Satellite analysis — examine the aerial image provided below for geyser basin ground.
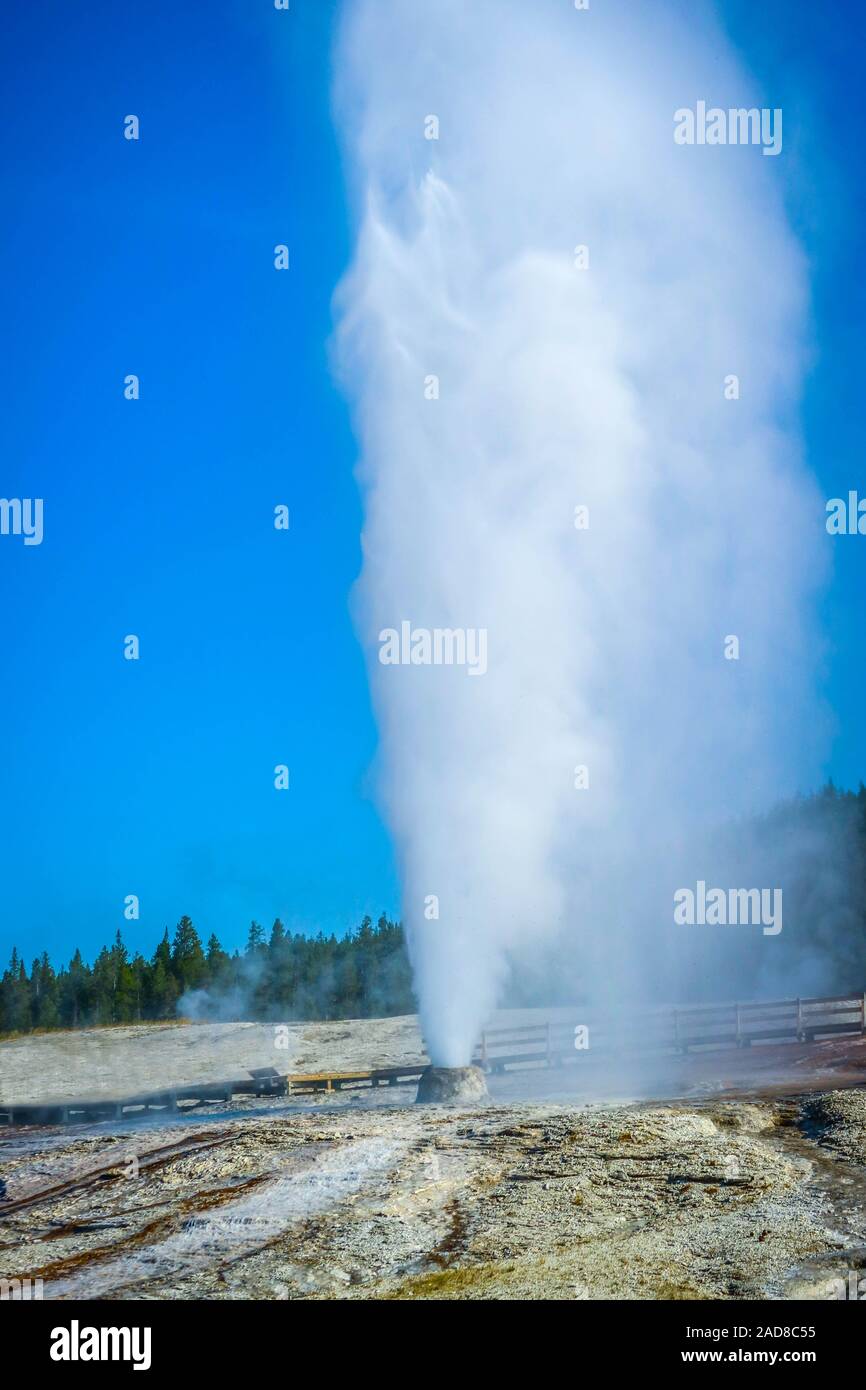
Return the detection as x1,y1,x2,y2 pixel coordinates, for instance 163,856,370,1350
415,1064,489,1104
5,1022,866,1298
5,1086,866,1300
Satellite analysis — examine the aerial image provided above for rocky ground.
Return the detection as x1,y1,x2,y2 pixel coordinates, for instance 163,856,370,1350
3,1020,866,1300
1,1082,865,1300
802,1089,866,1164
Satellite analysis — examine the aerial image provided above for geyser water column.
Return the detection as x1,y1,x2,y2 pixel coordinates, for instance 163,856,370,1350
334,1,826,1065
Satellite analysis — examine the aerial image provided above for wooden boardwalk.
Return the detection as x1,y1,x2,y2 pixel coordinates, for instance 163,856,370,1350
0,1063,427,1127
1,991,864,1127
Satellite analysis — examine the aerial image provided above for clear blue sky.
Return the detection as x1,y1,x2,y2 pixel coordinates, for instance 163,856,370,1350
0,0,864,967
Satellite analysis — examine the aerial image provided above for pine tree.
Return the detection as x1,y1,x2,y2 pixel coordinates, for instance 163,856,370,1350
171,917,206,994
1,949,32,1033
246,921,266,955
34,953,59,1030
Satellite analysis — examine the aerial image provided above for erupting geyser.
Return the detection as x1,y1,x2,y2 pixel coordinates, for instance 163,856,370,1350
335,0,828,1066
415,1065,489,1105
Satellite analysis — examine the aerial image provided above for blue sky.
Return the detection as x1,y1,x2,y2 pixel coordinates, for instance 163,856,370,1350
0,0,864,967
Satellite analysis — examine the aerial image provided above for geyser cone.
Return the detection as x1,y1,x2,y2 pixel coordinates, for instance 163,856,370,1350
415,1065,489,1105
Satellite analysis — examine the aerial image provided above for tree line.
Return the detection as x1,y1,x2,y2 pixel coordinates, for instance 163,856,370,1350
0,914,415,1036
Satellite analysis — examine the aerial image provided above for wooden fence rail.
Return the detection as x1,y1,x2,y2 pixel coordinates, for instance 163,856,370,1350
474,991,866,1072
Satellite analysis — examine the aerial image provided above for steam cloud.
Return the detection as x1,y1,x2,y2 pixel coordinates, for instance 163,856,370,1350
334,0,829,1065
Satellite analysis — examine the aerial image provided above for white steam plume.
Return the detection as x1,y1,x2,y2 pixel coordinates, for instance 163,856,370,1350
333,0,828,1065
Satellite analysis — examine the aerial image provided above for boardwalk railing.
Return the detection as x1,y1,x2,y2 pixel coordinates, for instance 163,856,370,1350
473,991,866,1073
